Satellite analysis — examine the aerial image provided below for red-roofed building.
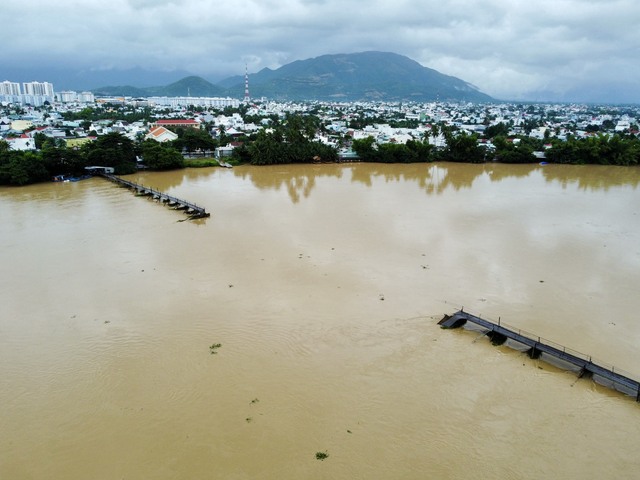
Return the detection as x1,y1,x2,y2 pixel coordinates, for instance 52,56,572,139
145,125,179,143
7,134,35,151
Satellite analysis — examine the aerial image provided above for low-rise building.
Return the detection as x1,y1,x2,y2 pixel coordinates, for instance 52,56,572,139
145,126,179,142
153,119,201,129
6,134,36,150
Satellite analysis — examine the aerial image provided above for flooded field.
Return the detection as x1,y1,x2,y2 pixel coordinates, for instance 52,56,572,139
2,162,640,479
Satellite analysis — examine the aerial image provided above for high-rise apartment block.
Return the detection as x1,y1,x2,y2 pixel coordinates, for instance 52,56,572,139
0,81,21,96
22,81,54,98
1,80,56,106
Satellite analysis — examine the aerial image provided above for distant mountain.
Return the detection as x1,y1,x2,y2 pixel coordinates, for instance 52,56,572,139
93,76,226,97
90,52,493,102
4,66,194,92
220,51,493,102
91,85,150,97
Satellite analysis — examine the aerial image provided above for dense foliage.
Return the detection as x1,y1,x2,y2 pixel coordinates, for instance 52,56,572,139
85,133,138,173
351,136,433,163
2,110,639,187
546,135,640,166
0,132,138,185
171,127,217,154
492,136,537,164
247,114,337,165
440,127,486,163
63,106,154,124
141,140,185,170
0,141,50,185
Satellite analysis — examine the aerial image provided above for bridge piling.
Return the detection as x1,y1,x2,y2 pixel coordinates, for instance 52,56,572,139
97,173,210,219
439,310,640,403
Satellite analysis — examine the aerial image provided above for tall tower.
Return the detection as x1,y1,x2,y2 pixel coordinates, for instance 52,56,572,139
244,65,250,104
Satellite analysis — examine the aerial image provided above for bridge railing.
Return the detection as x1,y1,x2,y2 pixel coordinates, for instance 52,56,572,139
100,173,208,215
460,310,640,384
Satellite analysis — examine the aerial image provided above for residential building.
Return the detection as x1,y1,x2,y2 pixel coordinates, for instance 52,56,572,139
6,134,35,151
147,96,239,108
22,81,54,98
0,81,21,96
145,125,179,142
78,91,95,103
153,119,201,129
10,119,33,131
58,91,78,103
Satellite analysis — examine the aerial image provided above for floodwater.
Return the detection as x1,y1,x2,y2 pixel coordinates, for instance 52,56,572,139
1,162,640,479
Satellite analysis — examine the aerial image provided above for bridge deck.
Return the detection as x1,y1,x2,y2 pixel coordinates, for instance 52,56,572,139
439,310,640,401
100,173,210,219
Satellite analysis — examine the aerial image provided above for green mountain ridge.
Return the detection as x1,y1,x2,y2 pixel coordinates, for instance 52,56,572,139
93,76,226,97
93,52,493,102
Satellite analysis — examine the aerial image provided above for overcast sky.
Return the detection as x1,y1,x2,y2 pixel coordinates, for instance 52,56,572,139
2,0,639,102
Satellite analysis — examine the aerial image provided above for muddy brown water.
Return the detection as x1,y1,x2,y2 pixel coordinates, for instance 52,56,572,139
2,162,640,479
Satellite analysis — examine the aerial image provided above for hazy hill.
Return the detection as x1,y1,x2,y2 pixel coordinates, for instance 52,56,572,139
92,52,493,102
220,51,493,102
93,75,225,97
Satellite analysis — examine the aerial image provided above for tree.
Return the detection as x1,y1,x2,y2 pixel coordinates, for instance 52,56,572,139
217,125,228,147
173,128,217,155
85,132,137,174
352,136,380,162
491,136,536,164
441,127,486,163
34,132,49,150
545,134,639,166
484,122,510,139
403,139,431,162
352,136,434,163
0,151,50,186
141,141,185,170
41,142,85,175
247,115,337,165
248,129,283,165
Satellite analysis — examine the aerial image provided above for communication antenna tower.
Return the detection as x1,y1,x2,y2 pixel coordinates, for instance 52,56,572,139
244,65,250,104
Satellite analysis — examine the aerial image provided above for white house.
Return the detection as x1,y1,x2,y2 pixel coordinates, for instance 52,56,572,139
7,134,36,151
215,145,235,158
615,120,631,132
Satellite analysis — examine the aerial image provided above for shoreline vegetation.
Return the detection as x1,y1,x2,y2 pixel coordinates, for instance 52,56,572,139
1,112,639,187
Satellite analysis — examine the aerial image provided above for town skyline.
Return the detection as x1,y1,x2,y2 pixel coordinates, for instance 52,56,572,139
2,0,639,105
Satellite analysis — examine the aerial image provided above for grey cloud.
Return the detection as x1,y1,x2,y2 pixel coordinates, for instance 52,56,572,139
1,0,638,102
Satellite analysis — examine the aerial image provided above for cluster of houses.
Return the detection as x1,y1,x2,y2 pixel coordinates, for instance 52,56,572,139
2,85,640,157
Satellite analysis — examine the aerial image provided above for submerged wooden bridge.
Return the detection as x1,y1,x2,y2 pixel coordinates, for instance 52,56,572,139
99,173,210,219
439,310,640,402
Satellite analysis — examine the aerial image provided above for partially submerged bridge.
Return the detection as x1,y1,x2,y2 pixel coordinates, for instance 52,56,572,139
439,310,640,402
99,173,210,219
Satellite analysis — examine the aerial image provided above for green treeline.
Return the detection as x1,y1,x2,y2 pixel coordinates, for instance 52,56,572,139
2,113,640,187
0,114,338,185
247,113,337,165
350,136,435,163
0,133,184,186
1,133,133,185
351,126,487,164
351,126,640,166
545,135,640,166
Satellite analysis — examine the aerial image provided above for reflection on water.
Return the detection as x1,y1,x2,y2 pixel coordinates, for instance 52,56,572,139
233,164,344,203
2,162,640,479
202,162,640,203
541,163,640,191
